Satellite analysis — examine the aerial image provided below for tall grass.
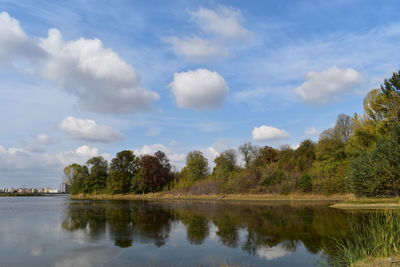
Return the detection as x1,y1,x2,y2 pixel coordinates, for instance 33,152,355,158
332,210,400,266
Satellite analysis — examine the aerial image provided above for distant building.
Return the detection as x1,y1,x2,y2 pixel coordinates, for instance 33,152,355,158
60,183,70,193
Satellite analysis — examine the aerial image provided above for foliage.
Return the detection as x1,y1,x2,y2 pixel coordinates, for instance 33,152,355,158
181,151,209,181
333,210,400,266
348,127,400,197
212,149,237,179
86,156,108,194
299,174,312,192
135,154,171,193
108,150,140,194
64,71,400,198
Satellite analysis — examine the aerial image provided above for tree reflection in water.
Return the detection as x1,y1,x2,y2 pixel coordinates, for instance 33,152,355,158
61,200,367,264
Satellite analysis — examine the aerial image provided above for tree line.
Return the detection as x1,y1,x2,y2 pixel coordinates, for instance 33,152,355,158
65,71,400,197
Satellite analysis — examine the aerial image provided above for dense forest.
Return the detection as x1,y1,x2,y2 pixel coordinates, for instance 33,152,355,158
64,72,400,198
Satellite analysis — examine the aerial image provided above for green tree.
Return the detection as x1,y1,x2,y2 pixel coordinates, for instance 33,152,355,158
348,126,400,197
299,174,312,192
63,163,89,195
86,156,108,194
108,150,139,194
182,151,208,181
212,149,237,178
295,140,315,171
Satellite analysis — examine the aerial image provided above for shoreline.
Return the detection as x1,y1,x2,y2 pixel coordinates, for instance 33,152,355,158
69,193,400,209
70,193,348,202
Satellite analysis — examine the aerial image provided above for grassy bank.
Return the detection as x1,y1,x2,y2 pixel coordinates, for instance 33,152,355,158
70,192,349,202
331,198,400,209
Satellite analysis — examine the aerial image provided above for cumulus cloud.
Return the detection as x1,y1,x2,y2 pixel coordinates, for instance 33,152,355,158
0,12,158,113
55,145,110,166
134,143,186,168
0,12,43,66
167,6,252,62
190,6,253,41
252,125,290,141
295,66,362,105
39,29,159,113
59,116,123,143
169,68,229,109
36,134,58,145
0,144,108,176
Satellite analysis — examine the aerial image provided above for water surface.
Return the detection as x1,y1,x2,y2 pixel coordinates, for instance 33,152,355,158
0,196,371,266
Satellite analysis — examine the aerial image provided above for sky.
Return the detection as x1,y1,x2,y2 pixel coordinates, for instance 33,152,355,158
1,0,400,188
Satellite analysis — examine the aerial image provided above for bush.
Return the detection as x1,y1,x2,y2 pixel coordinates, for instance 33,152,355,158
348,136,400,197
298,174,312,192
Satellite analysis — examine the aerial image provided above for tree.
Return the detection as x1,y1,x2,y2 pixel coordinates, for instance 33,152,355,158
63,163,89,195
334,114,353,143
182,151,208,181
108,150,139,194
299,174,312,192
348,126,400,197
154,150,173,189
295,140,315,171
86,156,108,194
239,142,259,167
255,146,278,167
136,155,169,193
212,149,237,178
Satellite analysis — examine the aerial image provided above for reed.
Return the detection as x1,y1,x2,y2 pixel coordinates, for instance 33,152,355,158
332,210,400,266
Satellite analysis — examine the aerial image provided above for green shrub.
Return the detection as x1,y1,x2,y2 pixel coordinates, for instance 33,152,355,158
298,174,312,192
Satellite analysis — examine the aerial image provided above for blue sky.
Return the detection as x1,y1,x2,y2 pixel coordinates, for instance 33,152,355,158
1,0,400,187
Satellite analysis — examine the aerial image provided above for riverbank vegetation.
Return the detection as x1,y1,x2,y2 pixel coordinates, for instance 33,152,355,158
332,210,400,266
64,72,400,199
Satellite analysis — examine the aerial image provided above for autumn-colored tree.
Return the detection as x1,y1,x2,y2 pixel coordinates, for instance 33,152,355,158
136,155,168,193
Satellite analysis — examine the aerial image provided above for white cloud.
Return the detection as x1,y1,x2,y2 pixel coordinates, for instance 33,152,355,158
169,68,229,109
167,6,253,62
295,66,362,105
0,12,158,114
59,116,123,143
305,127,320,136
134,143,186,169
0,12,43,66
165,36,228,62
201,146,220,163
55,145,110,166
252,125,290,141
0,144,108,185
36,134,57,145
38,29,159,113
190,6,252,41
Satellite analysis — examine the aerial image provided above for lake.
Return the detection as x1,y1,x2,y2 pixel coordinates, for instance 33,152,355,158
0,196,375,266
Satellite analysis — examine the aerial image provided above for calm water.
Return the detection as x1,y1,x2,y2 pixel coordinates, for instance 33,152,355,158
0,196,373,266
